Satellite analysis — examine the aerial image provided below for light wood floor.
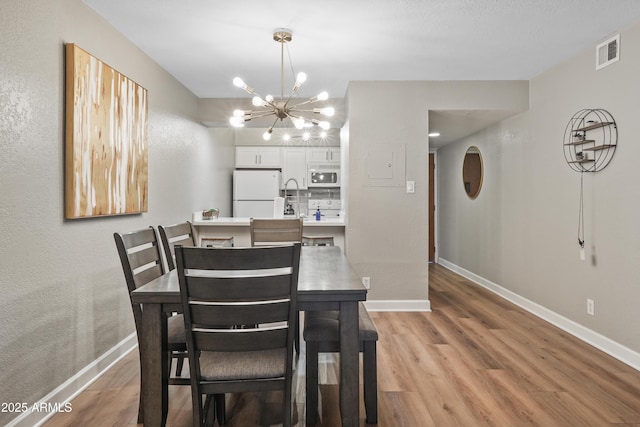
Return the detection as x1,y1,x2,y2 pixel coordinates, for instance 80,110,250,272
44,264,640,426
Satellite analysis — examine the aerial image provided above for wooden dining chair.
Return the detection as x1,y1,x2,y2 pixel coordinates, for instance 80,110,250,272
249,217,303,246
113,227,189,423
249,217,304,353
158,221,197,271
175,243,301,427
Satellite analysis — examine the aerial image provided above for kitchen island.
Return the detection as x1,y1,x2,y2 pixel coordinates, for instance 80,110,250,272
192,214,346,249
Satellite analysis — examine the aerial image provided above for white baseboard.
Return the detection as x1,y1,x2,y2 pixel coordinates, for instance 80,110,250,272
364,299,431,312
6,333,138,427
438,258,640,372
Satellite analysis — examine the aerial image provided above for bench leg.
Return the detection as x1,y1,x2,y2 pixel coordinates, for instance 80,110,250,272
363,341,378,424
306,341,319,425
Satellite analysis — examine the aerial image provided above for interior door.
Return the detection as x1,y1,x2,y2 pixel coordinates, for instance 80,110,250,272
429,153,435,262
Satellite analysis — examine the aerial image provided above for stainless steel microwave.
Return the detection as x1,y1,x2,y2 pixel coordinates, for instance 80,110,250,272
307,163,340,188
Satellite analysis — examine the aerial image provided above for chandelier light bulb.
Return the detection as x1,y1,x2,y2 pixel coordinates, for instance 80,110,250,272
283,133,291,141
252,96,266,107
293,117,305,129
292,72,307,92
263,129,273,141
265,95,274,103
229,116,244,127
316,91,329,101
318,121,330,130
302,132,311,141
233,109,246,117
233,77,246,89
314,107,335,117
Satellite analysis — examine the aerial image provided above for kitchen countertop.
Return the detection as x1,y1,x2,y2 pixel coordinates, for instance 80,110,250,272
192,215,346,227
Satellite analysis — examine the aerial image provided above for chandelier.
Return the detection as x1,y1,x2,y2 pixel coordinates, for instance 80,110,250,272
229,29,334,141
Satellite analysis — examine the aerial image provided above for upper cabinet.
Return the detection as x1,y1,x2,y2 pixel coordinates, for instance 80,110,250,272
307,147,340,163
282,147,308,189
235,146,282,168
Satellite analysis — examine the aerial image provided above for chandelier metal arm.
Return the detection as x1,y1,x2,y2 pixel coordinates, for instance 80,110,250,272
281,73,307,111
247,110,276,119
268,116,279,128
285,112,307,129
289,99,318,109
289,108,319,114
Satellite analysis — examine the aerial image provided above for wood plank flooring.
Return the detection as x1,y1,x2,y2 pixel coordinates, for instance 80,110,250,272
44,264,640,426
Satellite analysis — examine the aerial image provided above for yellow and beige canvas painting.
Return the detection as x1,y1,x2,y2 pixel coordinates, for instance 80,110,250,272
65,43,148,219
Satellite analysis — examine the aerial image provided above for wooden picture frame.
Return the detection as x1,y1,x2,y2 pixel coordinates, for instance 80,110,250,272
65,43,148,219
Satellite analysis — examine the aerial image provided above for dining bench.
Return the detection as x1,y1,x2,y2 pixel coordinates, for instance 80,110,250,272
303,302,378,424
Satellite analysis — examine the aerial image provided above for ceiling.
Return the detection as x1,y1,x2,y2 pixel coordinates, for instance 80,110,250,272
83,0,640,146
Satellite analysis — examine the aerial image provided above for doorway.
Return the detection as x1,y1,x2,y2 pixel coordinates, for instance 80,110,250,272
428,153,435,262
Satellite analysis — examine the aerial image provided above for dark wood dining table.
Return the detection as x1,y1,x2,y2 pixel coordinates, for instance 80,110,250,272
130,245,367,427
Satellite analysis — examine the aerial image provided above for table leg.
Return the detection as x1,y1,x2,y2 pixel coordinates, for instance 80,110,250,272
339,301,359,427
140,303,169,426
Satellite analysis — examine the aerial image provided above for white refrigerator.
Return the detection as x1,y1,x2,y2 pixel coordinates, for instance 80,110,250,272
233,170,282,218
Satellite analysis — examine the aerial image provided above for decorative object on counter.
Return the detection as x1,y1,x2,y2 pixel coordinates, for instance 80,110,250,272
65,44,148,219
285,204,295,216
202,209,219,220
315,207,321,221
228,29,334,141
562,108,618,260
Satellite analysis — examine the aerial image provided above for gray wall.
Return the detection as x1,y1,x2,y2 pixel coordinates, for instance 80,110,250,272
437,21,640,353
344,81,529,302
0,1,233,422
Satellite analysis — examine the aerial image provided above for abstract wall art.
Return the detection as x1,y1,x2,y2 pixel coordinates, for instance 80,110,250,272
65,43,148,219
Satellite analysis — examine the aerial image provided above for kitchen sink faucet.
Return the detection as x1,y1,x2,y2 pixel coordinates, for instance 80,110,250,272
284,178,300,217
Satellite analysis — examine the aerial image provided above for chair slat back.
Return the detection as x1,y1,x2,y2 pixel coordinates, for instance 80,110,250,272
114,227,166,331
176,244,301,354
250,218,303,246
158,221,197,271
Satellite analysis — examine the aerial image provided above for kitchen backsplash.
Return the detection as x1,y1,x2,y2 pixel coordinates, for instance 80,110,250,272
281,188,341,217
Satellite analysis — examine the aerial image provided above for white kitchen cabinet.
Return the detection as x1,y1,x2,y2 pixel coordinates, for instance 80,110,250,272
281,147,308,189
307,147,340,163
235,146,282,168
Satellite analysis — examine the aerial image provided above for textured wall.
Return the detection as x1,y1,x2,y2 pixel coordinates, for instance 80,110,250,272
344,81,529,302
0,1,233,423
437,20,640,353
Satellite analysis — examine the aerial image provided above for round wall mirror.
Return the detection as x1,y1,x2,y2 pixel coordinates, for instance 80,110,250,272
462,146,483,199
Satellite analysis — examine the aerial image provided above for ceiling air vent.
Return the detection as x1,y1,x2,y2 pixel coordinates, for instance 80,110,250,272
595,34,620,70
